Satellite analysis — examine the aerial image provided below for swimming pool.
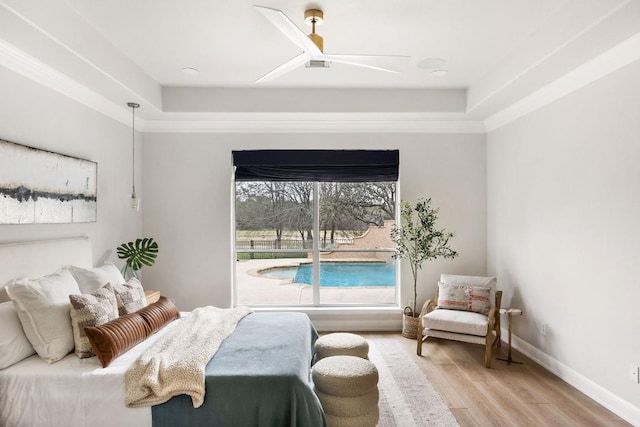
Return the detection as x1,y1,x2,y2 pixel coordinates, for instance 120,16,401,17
261,262,395,287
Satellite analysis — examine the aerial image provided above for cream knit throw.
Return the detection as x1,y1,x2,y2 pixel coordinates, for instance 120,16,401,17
125,305,253,408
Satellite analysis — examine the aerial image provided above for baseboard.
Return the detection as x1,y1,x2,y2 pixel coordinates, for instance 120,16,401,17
254,306,403,333
313,318,402,332
504,332,640,426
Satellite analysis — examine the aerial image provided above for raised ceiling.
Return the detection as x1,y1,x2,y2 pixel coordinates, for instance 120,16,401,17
1,0,639,128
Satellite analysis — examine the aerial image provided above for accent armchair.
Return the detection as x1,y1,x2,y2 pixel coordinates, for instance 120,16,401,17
417,274,502,368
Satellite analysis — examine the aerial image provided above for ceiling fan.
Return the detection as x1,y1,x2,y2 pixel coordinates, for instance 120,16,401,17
254,5,410,83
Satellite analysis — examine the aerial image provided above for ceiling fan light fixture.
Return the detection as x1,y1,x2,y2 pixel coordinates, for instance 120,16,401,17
306,60,330,68
253,5,410,82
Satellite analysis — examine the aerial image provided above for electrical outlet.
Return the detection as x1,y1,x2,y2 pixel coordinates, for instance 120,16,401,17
631,365,639,384
540,322,547,336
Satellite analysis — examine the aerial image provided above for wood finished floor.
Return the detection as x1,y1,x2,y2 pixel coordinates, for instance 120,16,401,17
357,332,630,426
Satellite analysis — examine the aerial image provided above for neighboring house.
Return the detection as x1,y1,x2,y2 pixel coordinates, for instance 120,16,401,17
321,220,395,261
0,1,638,423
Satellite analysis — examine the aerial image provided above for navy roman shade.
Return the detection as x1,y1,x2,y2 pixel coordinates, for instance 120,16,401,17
233,150,399,182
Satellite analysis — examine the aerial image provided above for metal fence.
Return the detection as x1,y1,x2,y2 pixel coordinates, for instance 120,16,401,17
236,239,311,251
236,238,353,259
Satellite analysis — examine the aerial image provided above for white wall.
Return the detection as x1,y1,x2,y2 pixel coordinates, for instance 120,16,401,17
0,67,142,265
487,60,640,416
141,133,487,314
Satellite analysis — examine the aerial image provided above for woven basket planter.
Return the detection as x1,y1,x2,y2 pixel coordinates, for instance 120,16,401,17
401,313,419,339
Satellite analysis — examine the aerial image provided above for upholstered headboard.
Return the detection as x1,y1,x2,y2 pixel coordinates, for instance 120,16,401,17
0,237,92,302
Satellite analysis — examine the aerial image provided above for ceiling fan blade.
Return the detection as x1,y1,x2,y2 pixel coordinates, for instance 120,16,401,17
319,54,410,73
254,6,322,56
255,52,311,83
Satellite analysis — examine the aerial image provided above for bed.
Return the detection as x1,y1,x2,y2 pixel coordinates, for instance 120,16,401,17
0,238,326,427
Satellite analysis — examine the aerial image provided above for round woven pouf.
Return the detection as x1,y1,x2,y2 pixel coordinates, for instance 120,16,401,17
312,355,379,427
313,355,378,397
314,387,379,417
315,333,369,361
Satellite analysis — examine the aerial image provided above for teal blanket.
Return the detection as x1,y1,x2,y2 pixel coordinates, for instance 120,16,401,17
151,312,326,427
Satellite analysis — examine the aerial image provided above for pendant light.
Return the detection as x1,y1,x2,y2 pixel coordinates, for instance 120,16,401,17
127,102,140,211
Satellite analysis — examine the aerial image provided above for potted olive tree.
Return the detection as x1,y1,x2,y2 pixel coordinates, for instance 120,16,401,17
116,237,159,280
391,198,458,338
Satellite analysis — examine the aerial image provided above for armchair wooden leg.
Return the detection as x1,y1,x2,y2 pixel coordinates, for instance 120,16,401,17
417,328,423,356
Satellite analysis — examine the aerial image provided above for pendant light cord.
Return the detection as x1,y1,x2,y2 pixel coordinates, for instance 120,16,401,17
131,105,135,195
127,102,140,198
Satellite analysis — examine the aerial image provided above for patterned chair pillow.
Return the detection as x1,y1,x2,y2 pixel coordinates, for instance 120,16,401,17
437,282,491,315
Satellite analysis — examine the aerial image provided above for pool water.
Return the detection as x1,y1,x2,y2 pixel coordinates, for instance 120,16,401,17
262,262,395,287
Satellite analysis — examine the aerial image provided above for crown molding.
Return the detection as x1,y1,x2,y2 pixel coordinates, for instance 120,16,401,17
141,119,485,134
0,38,132,126
484,31,640,132
6,23,639,135
0,37,483,133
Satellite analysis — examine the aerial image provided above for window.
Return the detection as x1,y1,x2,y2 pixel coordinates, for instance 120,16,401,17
233,150,398,307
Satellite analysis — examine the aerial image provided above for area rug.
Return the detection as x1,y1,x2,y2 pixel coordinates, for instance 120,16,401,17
368,338,459,426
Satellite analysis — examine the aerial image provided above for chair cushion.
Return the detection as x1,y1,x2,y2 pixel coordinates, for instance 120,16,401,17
437,282,491,315
440,274,497,308
423,309,489,336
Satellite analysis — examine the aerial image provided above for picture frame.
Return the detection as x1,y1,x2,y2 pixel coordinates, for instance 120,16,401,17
0,139,97,224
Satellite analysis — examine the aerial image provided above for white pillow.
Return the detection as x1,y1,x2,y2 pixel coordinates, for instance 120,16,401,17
5,269,81,363
0,301,35,369
67,261,126,294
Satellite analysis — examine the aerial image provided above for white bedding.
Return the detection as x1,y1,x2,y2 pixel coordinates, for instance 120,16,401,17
0,314,186,427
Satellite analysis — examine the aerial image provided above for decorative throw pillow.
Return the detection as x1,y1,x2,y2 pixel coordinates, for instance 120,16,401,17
5,269,81,363
69,286,119,358
437,282,491,315
0,301,36,369
137,296,180,332
440,274,497,308
85,312,151,368
467,286,491,315
85,297,179,368
67,262,126,294
105,278,146,315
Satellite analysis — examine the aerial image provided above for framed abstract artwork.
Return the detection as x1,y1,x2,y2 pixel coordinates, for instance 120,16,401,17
0,139,97,224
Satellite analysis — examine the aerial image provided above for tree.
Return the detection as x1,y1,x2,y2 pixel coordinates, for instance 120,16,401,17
391,198,458,316
236,182,288,245
236,180,398,250
284,182,313,243
339,182,396,226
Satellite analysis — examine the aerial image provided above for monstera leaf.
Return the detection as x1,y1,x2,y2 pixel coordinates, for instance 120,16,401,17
116,238,159,271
